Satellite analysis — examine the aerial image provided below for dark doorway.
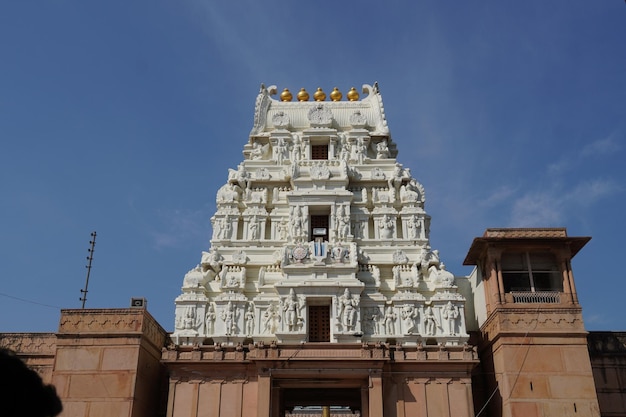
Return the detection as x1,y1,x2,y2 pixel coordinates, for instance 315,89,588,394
310,214,329,241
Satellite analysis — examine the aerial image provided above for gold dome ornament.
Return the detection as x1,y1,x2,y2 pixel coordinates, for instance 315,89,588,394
313,87,326,101
297,88,310,101
347,87,359,101
280,88,293,102
330,87,342,101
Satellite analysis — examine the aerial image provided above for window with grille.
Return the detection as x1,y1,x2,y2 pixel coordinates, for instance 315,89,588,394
308,305,330,342
311,144,328,160
501,252,562,292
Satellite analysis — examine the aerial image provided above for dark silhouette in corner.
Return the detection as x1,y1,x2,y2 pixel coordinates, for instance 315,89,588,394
0,348,62,417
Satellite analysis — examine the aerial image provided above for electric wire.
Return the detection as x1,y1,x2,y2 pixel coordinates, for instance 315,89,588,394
0,291,60,309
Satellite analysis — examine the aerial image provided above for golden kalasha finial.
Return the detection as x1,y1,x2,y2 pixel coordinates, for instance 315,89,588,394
313,87,326,101
280,88,293,102
297,88,310,101
347,87,359,101
330,87,342,101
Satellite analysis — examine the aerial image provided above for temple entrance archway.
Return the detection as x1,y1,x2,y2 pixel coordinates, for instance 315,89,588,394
271,379,367,417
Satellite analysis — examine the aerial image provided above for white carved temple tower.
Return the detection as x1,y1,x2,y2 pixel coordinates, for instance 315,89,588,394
172,83,470,348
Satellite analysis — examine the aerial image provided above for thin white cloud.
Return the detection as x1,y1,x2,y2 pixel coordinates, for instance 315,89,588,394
510,192,564,226
548,131,622,176
508,178,621,227
479,185,517,208
567,178,621,207
581,133,621,157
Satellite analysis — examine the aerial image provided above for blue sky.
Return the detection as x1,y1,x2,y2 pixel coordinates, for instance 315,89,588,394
1,1,624,333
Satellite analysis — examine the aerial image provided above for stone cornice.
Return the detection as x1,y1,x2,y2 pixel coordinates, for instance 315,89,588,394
0,333,56,355
58,308,168,352
479,307,588,347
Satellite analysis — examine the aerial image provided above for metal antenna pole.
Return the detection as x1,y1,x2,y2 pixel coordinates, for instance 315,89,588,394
80,231,97,309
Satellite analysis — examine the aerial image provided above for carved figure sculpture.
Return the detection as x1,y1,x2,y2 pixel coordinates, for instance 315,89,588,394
349,138,367,164
424,306,438,336
388,164,407,198
407,215,421,240
215,218,232,240
249,216,259,240
290,206,304,240
277,219,289,241
383,306,396,335
221,302,236,336
362,308,380,336
401,304,418,335
378,215,395,239
244,304,255,336
201,248,223,280
229,164,250,193
437,263,455,287
263,304,280,334
217,183,241,203
337,288,359,332
283,289,301,332
274,137,287,164
400,178,422,203
339,135,350,162
291,136,303,162
205,305,216,335
376,140,389,159
442,301,459,335
179,306,201,332
337,206,350,240
250,140,267,160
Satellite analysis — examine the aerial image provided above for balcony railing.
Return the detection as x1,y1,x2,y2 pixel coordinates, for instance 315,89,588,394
511,291,560,304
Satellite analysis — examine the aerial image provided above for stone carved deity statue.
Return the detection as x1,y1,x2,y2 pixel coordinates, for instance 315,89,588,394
205,305,216,335
375,140,390,159
274,137,288,164
349,137,367,164
378,215,395,239
249,216,260,240
291,135,303,162
337,289,359,332
244,304,255,336
383,306,397,335
424,306,439,336
407,215,422,240
201,248,222,280
263,304,280,334
250,140,268,160
221,302,237,336
388,164,408,198
442,301,459,335
400,178,422,204
282,289,302,332
177,306,201,332
229,164,250,193
290,206,306,241
401,304,418,335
